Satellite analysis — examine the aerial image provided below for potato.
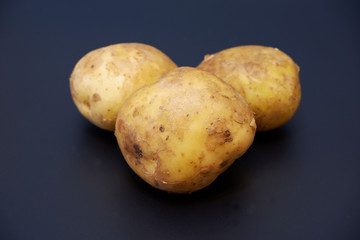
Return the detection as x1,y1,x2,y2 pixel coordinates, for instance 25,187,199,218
115,67,256,193
70,43,177,131
197,45,301,131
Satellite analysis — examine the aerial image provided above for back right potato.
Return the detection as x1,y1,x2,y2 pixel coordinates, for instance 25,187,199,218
197,45,301,131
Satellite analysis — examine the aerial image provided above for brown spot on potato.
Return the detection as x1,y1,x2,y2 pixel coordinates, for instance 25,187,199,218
83,100,90,109
121,123,148,166
220,160,228,168
132,108,139,117
133,144,143,159
159,125,165,132
223,130,232,142
200,167,211,174
205,120,233,151
92,93,101,102
166,136,169,141
198,152,205,162
91,64,94,69
234,119,244,124
244,62,265,78
154,180,159,187
117,119,124,132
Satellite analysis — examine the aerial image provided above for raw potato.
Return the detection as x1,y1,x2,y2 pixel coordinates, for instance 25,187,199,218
197,45,301,131
70,43,177,131
115,67,256,193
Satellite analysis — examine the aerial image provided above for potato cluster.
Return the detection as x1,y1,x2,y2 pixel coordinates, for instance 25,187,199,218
70,43,301,193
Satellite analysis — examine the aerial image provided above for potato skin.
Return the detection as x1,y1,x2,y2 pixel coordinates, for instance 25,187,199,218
115,67,256,193
70,43,177,131
197,45,301,131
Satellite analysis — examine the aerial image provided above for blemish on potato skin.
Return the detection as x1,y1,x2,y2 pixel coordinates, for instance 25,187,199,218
92,93,101,102
234,119,244,124
132,108,139,117
223,130,232,142
220,160,228,168
133,144,143,159
198,152,205,162
206,126,233,142
159,125,165,132
84,100,90,109
165,136,169,141
120,123,147,166
205,120,234,151
200,167,211,174
154,180,159,187
117,119,124,132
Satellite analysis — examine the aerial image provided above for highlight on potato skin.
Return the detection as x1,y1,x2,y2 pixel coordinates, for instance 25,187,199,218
70,43,177,131
197,45,301,132
115,67,256,193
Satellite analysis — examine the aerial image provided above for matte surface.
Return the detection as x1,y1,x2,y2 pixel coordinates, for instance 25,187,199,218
1,0,360,239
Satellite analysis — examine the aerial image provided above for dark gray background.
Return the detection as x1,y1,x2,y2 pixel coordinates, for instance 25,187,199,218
1,0,360,239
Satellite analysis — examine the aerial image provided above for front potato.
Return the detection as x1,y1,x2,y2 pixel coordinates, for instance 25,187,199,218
197,45,301,131
70,43,177,131
115,67,256,193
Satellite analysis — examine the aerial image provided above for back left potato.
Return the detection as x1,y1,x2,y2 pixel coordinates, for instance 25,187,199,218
70,43,177,131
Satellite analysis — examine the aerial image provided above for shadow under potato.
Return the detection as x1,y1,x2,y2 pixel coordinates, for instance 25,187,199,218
253,126,291,146
79,118,294,204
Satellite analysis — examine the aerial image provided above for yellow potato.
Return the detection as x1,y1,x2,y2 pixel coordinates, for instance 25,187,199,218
115,67,256,193
197,45,301,131
70,43,177,131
